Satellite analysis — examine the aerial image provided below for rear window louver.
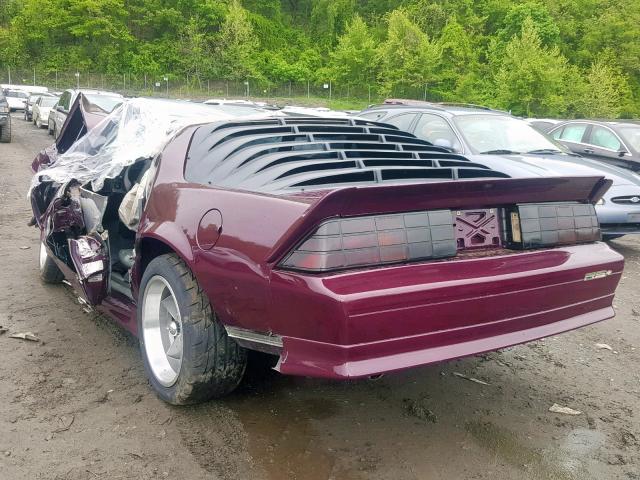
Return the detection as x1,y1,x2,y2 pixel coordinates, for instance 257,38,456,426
184,117,510,192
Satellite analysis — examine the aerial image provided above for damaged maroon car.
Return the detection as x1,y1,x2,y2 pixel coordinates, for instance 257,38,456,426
30,99,624,405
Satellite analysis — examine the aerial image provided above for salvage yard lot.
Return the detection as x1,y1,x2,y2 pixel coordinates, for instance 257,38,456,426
1,113,639,480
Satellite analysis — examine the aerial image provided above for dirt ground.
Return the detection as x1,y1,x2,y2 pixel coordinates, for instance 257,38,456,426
0,113,639,480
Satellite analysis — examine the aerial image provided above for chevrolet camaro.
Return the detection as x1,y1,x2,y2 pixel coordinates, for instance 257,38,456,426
30,98,624,404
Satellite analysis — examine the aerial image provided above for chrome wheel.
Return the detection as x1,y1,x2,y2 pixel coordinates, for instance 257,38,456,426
39,242,48,271
141,275,183,387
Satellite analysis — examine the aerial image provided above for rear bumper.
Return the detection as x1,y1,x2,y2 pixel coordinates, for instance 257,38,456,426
276,305,613,378
270,242,623,379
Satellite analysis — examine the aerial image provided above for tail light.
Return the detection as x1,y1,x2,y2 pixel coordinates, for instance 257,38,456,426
506,202,600,248
280,210,457,272
280,202,601,273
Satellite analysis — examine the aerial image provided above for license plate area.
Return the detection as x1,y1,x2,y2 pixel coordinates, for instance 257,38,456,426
454,209,502,249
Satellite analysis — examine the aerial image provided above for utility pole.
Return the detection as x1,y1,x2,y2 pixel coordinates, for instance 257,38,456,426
8,67,11,85
307,80,310,99
55,71,58,89
33,67,36,85
163,76,168,96
423,83,428,101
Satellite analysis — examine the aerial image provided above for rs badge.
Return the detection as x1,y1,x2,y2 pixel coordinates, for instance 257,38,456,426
584,270,612,281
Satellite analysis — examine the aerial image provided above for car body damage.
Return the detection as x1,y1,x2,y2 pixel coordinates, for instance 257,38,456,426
30,110,624,402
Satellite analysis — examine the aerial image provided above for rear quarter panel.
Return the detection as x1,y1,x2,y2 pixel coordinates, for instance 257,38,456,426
136,127,310,331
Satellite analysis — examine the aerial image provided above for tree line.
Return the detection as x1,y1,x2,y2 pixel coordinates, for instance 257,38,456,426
0,0,638,117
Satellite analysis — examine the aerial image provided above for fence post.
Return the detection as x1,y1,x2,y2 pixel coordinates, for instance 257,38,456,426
33,67,36,85
7,67,11,84
55,71,58,89
329,81,332,101
307,80,310,99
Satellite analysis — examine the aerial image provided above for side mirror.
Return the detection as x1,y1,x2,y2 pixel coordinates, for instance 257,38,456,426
618,149,629,157
57,105,65,112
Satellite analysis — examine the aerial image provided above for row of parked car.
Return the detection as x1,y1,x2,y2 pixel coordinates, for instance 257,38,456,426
0,84,124,142
18,90,639,405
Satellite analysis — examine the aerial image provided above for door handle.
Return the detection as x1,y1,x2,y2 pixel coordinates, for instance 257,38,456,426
583,148,594,154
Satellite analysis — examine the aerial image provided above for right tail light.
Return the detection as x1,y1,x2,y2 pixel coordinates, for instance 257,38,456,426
506,202,600,248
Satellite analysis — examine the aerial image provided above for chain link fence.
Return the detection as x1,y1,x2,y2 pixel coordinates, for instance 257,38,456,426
1,68,438,107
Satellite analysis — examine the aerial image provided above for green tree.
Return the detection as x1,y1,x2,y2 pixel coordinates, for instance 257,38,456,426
492,17,569,116
377,9,441,98
577,56,632,118
436,16,480,100
328,15,379,89
216,0,260,81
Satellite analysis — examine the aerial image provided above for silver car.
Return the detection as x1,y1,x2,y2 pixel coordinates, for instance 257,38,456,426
357,102,640,239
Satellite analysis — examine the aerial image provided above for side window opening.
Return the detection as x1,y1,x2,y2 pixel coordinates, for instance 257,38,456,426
559,124,587,143
414,114,462,152
589,126,621,151
385,113,418,132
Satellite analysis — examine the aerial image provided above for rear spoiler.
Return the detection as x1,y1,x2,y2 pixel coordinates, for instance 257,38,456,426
266,176,611,264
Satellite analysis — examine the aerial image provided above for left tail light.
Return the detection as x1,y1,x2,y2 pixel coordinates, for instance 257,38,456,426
279,210,457,272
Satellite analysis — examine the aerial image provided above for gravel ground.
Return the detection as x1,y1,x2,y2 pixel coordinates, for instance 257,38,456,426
1,113,639,480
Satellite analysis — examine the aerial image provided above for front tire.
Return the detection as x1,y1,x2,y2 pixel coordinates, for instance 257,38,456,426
39,242,64,283
138,254,247,405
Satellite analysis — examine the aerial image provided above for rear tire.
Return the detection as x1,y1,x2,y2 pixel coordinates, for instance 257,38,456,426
39,242,64,284
138,254,247,405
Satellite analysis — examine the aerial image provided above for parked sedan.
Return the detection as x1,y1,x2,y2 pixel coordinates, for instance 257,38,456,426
357,102,640,238
549,120,640,172
4,89,29,111
30,97,623,404
24,94,41,121
32,95,60,129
